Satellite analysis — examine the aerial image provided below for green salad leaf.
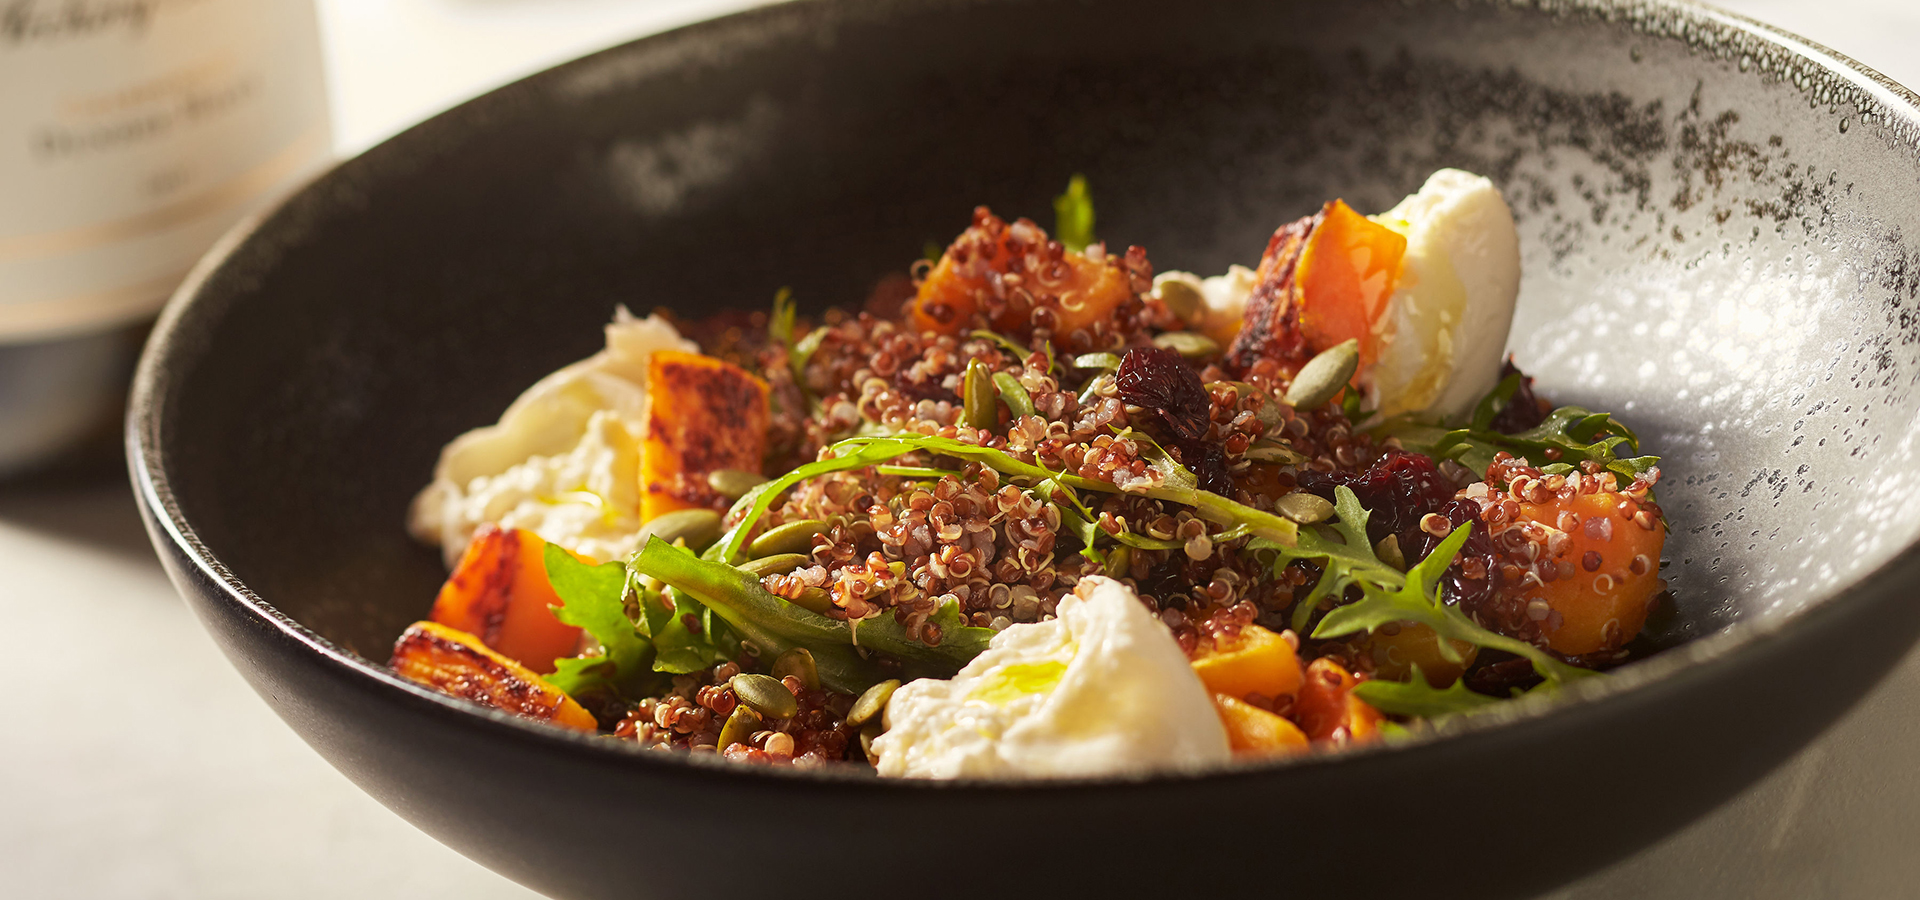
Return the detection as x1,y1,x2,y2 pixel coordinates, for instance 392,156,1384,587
541,544,656,696
1053,174,1096,253
1351,666,1502,717
1373,373,1658,489
1262,486,1594,685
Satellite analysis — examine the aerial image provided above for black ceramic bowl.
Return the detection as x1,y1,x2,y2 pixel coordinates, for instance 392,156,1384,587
130,1,1920,897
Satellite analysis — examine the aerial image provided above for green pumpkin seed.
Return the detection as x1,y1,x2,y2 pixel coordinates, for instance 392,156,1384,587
1152,330,1220,360
730,673,799,720
848,679,901,727
738,553,810,578
1072,352,1124,372
716,705,761,750
1156,278,1204,324
963,358,996,430
993,372,1034,418
638,508,721,550
1275,491,1335,524
1104,545,1133,579
748,518,828,558
770,648,820,692
707,468,768,500
1374,533,1407,571
1283,338,1360,411
1244,440,1309,465
859,719,885,764
789,587,835,615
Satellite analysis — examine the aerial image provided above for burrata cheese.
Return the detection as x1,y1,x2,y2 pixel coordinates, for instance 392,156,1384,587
1366,168,1521,419
873,575,1230,779
408,308,697,566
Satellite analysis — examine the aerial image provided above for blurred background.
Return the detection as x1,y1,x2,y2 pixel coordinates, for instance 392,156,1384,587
2,1,1915,897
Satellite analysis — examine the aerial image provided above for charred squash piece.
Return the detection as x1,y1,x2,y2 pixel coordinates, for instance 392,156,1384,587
390,621,597,732
1362,622,1479,688
429,525,582,675
909,207,1139,346
1213,693,1310,758
641,351,770,520
1293,657,1384,745
1190,624,1305,702
1225,201,1408,380
1225,212,1320,375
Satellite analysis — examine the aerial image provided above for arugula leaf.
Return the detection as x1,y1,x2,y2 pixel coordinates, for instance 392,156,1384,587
1373,374,1658,490
541,544,654,696
1351,667,1502,717
1053,174,1096,253
1265,486,1595,685
647,588,732,674
853,597,996,678
768,286,797,349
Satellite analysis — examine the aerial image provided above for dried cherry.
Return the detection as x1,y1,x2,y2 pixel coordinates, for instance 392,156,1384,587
1116,346,1211,441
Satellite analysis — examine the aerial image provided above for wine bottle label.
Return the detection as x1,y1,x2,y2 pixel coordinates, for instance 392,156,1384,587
0,0,332,342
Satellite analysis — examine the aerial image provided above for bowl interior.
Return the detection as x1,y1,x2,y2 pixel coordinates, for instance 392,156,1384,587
149,0,1920,711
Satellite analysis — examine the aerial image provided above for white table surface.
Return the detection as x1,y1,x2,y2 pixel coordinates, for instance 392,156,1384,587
5,1,1919,897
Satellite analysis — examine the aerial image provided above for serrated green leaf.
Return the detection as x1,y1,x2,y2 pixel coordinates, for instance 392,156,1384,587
1352,666,1502,717
542,543,655,696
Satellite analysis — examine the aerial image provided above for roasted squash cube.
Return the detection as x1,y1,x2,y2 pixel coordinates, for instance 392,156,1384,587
642,350,770,520
1190,624,1305,701
1213,693,1310,758
429,525,582,674
390,621,597,732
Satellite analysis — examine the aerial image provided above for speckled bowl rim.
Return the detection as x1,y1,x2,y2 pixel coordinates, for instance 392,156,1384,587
129,0,1920,794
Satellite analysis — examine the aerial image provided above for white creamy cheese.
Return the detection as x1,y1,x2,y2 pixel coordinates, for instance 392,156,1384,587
873,575,1230,779
1153,265,1259,336
1366,169,1521,419
407,308,697,566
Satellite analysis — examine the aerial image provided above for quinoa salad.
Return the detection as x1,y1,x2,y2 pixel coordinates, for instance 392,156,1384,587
393,170,1669,778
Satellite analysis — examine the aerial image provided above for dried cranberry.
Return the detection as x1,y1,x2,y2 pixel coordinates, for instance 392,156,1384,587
1176,439,1233,494
1297,451,1500,614
1296,451,1457,543
1489,358,1548,434
1116,346,1211,441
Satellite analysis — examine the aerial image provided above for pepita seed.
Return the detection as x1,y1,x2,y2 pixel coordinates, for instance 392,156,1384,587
1283,338,1360,411
963,358,996,430
1374,533,1407,571
707,468,768,500
638,508,721,550
748,518,828,558
993,372,1035,418
1155,278,1204,324
790,587,835,615
729,673,798,720
770,648,820,692
1104,546,1133,579
1152,330,1220,360
859,719,885,764
1244,440,1309,465
716,705,761,750
1275,491,1335,524
739,553,810,577
847,679,901,727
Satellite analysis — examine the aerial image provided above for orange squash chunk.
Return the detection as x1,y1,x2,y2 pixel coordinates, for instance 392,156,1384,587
908,207,1134,341
1364,622,1478,687
1191,624,1305,701
1513,489,1665,656
429,525,582,674
390,621,597,732
642,350,770,520
1294,199,1406,375
1294,658,1384,745
1213,693,1310,758
1225,200,1407,381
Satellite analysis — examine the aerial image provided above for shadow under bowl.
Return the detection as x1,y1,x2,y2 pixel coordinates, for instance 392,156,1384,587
129,1,1920,898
